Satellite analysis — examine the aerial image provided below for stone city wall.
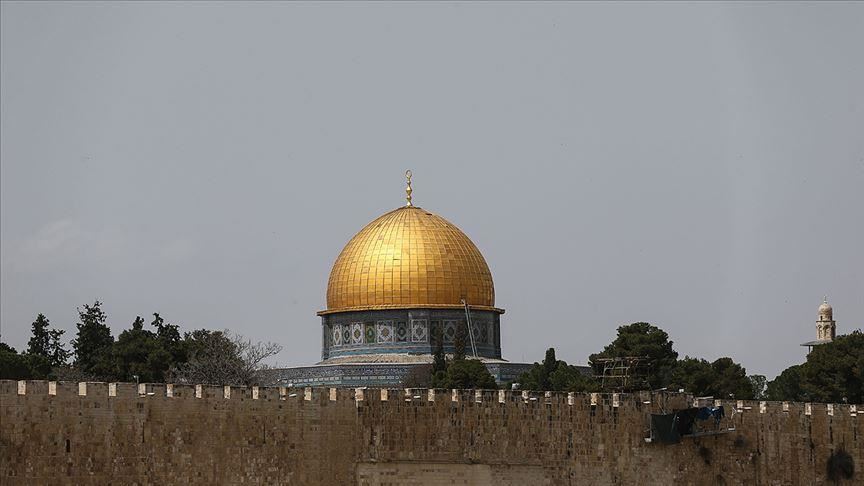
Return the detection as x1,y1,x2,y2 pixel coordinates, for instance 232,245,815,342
1,380,861,485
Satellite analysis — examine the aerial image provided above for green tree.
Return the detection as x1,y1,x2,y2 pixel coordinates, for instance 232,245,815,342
113,316,160,382
71,300,115,378
748,374,767,400
669,357,715,394
439,359,497,389
429,323,498,389
590,322,678,389
549,363,599,392
151,313,187,361
0,342,31,379
709,357,754,399
47,329,69,367
150,313,188,376
517,348,558,390
668,356,754,399
26,313,69,369
800,331,864,403
27,314,52,357
541,348,557,389
766,364,804,401
766,332,864,403
24,314,53,377
516,347,599,392
1,342,53,380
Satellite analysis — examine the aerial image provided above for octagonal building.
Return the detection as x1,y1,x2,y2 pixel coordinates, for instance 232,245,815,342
269,173,531,387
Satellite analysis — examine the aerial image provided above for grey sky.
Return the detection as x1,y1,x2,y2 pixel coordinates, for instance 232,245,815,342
2,2,862,379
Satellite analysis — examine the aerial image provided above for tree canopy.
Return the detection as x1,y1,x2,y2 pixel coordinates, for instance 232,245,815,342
5,300,861,403
171,330,281,386
589,322,679,389
0,314,69,380
516,348,599,392
0,343,32,380
415,322,498,389
110,313,190,383
669,356,755,399
71,301,115,379
767,331,864,403
2,301,281,386
27,313,69,366
436,359,497,390
766,365,803,401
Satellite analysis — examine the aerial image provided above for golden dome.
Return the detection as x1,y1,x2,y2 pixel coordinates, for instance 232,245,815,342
320,205,499,315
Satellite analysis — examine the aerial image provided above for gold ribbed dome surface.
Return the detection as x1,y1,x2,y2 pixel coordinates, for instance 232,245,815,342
321,206,497,314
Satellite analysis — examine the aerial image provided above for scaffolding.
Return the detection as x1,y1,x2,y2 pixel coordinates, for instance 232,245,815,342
593,356,651,392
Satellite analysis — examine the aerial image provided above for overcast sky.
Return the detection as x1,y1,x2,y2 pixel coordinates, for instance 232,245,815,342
2,2,862,379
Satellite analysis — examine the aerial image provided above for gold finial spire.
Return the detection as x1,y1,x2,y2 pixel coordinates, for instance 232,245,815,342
405,170,413,207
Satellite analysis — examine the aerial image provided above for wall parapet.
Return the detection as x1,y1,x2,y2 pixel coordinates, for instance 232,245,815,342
3,380,861,418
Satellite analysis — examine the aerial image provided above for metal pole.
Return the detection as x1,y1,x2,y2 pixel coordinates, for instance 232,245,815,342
461,299,478,358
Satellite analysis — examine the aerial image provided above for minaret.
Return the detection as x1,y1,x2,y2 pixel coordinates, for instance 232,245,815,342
801,298,837,353
816,298,836,342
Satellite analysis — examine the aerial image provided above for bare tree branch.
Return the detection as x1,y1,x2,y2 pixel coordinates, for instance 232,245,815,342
169,330,282,386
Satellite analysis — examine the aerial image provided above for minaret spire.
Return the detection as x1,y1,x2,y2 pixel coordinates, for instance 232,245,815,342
405,170,413,207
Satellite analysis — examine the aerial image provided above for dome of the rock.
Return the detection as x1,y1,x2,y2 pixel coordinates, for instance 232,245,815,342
269,171,535,387
320,205,498,315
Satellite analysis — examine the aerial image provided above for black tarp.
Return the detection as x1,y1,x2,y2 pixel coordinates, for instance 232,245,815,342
651,414,681,444
651,407,724,444
652,407,726,444
675,408,699,436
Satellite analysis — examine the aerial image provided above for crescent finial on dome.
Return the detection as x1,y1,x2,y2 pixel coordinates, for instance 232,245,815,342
405,169,413,207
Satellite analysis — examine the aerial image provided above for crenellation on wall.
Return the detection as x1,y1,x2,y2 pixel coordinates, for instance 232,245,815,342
84,381,108,398
0,380,737,413
106,381,137,398
201,384,224,399
165,383,193,399
1,380,861,485
334,386,354,401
